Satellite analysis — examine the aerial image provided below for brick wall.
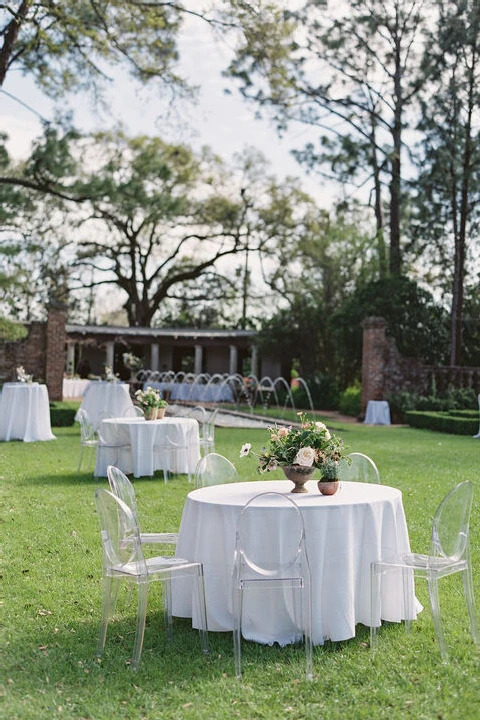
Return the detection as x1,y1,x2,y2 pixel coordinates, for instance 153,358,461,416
0,304,67,401
361,316,480,413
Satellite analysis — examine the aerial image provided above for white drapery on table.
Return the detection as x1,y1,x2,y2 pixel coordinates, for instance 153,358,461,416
173,480,418,646
364,400,391,425
145,381,234,403
62,378,90,398
75,382,133,429
0,382,56,442
94,416,201,478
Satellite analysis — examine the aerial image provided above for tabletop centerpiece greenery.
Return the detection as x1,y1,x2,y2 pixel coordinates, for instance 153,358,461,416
134,386,168,419
16,365,33,384
240,412,349,493
122,352,143,371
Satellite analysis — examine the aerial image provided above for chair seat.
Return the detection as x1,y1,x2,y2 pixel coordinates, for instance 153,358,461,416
402,552,467,575
108,555,196,577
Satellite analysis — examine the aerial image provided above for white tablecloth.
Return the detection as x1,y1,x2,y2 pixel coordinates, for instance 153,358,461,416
364,400,391,425
62,378,90,398
75,382,133,429
0,382,55,442
94,416,201,478
173,480,417,645
146,381,234,403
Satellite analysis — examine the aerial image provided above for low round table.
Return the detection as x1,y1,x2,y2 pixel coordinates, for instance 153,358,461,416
173,480,418,646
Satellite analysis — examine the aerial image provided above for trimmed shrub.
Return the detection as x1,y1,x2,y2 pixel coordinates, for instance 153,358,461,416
50,404,77,427
405,411,478,435
338,384,362,417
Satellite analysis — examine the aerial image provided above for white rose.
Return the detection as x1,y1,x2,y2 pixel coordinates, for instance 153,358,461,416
315,421,327,431
294,446,316,467
324,429,331,440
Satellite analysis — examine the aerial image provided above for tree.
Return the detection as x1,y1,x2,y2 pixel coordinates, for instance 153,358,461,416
223,0,432,275
413,0,480,366
0,0,224,96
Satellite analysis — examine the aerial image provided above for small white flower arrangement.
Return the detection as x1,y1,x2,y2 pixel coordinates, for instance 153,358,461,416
104,366,119,383
134,387,168,410
123,352,143,370
16,365,33,384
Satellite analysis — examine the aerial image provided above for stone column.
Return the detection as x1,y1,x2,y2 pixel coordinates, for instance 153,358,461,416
361,317,387,416
66,343,75,376
250,345,258,377
151,343,159,371
194,344,203,375
229,344,238,375
105,342,114,370
45,301,68,401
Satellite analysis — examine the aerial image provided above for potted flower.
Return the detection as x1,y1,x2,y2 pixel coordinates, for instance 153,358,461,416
16,365,33,384
240,412,349,494
134,387,168,420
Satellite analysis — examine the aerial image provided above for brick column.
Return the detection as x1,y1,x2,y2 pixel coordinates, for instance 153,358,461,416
361,317,387,416
45,302,68,401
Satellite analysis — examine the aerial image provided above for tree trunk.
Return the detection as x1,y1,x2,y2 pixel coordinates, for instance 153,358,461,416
0,0,31,86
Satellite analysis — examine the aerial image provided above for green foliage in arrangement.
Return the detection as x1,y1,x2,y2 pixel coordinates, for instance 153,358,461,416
405,411,478,435
3,420,480,719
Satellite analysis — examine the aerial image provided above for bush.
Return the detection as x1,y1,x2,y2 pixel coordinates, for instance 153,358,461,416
338,383,362,417
405,411,478,435
298,372,340,411
387,386,478,422
50,404,77,427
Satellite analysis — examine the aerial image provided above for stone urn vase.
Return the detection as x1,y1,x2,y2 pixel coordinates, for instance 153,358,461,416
282,465,315,493
144,407,157,421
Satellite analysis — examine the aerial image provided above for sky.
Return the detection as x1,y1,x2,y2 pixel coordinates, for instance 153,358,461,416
0,10,332,208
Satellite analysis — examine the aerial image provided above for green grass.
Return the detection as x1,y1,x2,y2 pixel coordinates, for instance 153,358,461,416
2,420,480,719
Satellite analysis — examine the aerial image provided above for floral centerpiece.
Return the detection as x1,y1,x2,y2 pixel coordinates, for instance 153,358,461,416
16,365,33,384
104,365,119,383
240,412,349,494
134,387,168,420
123,352,143,371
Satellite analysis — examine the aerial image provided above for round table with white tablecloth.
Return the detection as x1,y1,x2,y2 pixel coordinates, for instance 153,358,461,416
75,381,133,429
173,480,418,646
364,400,391,425
0,382,55,442
62,378,91,398
94,416,200,478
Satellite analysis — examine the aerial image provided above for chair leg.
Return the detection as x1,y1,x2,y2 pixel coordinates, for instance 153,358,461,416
97,576,117,657
78,445,85,472
370,562,382,652
302,581,314,680
163,575,173,641
192,568,209,655
427,576,448,662
462,566,480,644
131,582,149,671
232,585,243,679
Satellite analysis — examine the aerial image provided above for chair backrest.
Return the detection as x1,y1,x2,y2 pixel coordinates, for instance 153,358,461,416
339,452,380,483
234,491,308,580
107,465,138,515
94,488,147,574
194,452,239,488
77,408,96,442
431,481,473,561
123,405,145,418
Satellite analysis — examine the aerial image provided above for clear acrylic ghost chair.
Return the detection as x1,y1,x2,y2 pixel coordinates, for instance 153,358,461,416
194,452,239,489
338,452,381,484
232,491,313,680
199,408,218,456
371,481,479,662
107,465,178,547
123,405,145,418
77,408,99,471
153,432,192,483
94,488,209,671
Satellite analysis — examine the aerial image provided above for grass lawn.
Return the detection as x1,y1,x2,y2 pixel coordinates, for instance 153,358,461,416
2,417,480,719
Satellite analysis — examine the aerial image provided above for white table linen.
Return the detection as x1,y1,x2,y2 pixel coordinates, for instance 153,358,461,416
0,382,55,442
75,381,133,429
364,400,391,425
62,378,90,398
94,416,201,478
145,381,234,403
173,480,417,646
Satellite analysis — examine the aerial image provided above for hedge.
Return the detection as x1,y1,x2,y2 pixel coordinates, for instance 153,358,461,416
405,410,479,435
49,404,77,427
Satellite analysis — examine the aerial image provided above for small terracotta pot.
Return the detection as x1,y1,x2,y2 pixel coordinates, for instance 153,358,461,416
317,480,339,495
156,407,166,419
